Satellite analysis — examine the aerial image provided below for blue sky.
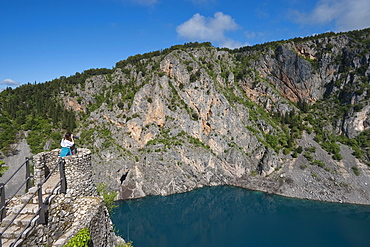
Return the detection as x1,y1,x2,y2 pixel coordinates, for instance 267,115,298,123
1,0,370,90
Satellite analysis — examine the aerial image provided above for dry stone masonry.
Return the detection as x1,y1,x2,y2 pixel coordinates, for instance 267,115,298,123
22,148,121,246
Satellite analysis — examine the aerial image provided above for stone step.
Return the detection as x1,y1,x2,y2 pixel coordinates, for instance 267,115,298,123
19,195,33,204
1,213,39,229
2,214,23,227
30,194,51,204
12,237,27,247
0,171,62,246
13,214,31,228
28,187,37,194
0,229,33,247
21,184,60,202
1,202,41,225
11,203,38,215
1,214,17,227
1,238,14,247
0,225,21,239
0,218,36,245
15,214,37,228
19,191,55,203
0,169,62,246
45,187,58,194
28,173,60,193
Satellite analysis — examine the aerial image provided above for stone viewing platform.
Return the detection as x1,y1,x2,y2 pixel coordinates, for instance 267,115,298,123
0,148,122,247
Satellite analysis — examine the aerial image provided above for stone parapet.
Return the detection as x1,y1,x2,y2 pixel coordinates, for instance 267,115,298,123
63,149,98,198
33,149,60,185
22,148,121,246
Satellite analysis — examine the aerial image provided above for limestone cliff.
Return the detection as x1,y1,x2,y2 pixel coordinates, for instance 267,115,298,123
65,29,369,205
2,29,370,205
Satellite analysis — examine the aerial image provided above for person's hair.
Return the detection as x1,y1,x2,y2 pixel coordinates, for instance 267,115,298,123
64,132,72,141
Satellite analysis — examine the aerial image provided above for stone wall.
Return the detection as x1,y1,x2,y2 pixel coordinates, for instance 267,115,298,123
22,148,122,246
33,149,60,186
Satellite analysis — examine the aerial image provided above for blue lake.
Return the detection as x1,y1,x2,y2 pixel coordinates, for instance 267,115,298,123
111,186,370,247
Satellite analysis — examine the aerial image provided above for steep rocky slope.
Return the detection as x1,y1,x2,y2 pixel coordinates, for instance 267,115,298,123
2,29,370,205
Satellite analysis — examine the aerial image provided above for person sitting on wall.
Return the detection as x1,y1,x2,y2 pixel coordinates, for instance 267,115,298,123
60,132,75,157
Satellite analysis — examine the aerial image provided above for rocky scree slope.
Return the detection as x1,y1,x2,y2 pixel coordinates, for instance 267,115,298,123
60,30,370,204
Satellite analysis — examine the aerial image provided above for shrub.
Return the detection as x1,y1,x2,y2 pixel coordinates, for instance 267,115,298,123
296,146,303,153
303,152,313,162
64,228,91,247
352,166,360,176
333,153,342,161
321,141,340,155
96,183,118,212
300,164,308,169
191,112,199,120
77,96,83,104
352,148,364,159
305,146,316,153
0,160,8,177
190,73,197,82
312,159,325,168
264,134,279,151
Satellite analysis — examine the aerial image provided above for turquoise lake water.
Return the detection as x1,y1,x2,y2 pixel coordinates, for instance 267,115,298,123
111,186,370,247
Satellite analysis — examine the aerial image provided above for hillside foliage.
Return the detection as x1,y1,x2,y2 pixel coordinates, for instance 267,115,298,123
0,28,369,168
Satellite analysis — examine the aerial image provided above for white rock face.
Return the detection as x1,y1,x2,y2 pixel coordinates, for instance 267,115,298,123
57,35,370,205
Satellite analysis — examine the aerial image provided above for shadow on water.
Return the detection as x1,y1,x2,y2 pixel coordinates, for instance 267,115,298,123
111,186,370,247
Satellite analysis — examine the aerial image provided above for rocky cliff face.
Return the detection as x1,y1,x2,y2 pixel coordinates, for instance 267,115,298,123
59,29,370,204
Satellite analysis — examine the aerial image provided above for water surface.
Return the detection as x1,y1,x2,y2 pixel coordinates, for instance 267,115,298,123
111,186,370,247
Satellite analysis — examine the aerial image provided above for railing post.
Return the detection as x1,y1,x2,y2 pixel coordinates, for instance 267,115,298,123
0,183,5,221
25,157,31,193
59,159,67,194
38,183,47,224
37,183,43,211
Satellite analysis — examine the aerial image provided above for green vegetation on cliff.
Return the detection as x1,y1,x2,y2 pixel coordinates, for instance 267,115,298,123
0,28,369,170
64,228,91,247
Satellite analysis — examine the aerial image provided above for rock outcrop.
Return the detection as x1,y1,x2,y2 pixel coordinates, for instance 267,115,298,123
2,29,370,206
69,29,370,205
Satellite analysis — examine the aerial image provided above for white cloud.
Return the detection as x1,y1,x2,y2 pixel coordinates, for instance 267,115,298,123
0,79,20,87
176,12,243,48
293,0,370,31
220,38,249,49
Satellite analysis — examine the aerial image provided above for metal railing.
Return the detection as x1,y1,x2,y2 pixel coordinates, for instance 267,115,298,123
0,157,32,221
0,158,67,247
